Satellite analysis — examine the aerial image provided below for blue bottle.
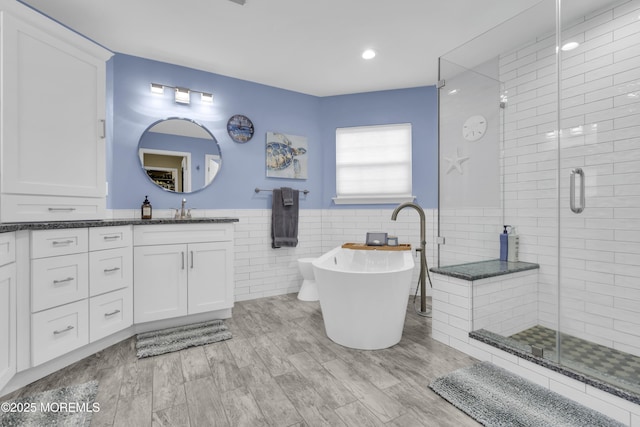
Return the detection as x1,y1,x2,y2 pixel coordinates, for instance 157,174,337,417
500,225,509,261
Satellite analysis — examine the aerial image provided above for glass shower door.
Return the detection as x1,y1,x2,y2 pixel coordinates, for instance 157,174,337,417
557,0,640,395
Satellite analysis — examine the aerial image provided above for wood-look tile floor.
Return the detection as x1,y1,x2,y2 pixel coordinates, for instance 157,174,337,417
2,294,480,426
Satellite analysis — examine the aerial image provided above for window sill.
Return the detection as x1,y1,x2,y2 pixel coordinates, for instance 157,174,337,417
332,195,416,205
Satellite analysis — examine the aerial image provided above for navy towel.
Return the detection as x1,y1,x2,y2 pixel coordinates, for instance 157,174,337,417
272,188,299,248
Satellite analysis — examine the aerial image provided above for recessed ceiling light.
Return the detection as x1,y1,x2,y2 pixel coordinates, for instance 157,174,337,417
362,49,376,60
561,41,580,51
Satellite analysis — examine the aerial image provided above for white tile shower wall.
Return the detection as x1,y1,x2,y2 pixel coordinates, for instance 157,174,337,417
498,0,640,355
110,208,438,302
473,270,539,336
438,207,502,265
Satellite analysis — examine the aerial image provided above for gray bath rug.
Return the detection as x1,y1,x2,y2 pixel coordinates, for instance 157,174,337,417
429,362,625,427
0,380,98,427
136,319,232,358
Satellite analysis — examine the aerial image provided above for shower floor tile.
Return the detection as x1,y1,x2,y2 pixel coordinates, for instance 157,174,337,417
510,325,640,392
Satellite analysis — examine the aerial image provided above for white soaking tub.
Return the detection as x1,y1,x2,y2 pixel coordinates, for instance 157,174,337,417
312,245,414,350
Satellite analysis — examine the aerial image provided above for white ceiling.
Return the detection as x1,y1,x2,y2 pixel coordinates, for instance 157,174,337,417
20,0,607,97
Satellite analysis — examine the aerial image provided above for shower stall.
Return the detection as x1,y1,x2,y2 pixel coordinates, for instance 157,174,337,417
438,0,640,398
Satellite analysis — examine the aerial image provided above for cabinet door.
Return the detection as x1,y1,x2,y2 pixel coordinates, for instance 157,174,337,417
134,245,188,323
1,12,106,198
0,263,17,391
188,241,234,314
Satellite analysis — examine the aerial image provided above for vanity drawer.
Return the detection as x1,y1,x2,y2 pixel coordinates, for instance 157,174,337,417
31,253,89,312
89,226,132,251
0,233,15,267
133,223,233,246
31,300,89,366
31,228,88,258
1,194,105,224
89,247,132,296
89,287,132,342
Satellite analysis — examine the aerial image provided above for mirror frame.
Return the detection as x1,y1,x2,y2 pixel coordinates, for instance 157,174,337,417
137,117,222,193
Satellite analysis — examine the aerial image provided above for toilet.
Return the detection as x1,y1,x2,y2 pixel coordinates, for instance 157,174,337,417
297,258,319,301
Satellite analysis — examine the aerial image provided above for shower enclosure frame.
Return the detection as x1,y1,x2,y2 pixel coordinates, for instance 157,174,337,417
437,0,640,401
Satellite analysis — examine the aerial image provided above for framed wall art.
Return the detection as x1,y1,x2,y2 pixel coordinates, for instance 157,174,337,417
265,131,308,179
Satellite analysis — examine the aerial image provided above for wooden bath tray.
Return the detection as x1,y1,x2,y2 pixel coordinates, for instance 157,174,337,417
341,243,411,251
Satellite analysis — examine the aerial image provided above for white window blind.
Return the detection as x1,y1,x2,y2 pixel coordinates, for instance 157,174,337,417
334,123,414,204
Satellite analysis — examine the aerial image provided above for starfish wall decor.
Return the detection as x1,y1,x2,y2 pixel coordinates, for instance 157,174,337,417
444,148,470,174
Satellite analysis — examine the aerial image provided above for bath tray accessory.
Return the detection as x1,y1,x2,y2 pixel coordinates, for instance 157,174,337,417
366,232,387,246
342,243,411,251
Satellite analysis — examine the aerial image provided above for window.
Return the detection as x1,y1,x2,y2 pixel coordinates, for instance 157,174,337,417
334,123,414,204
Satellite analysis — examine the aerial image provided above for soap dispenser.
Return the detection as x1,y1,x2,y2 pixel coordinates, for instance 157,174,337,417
141,195,152,219
500,225,509,261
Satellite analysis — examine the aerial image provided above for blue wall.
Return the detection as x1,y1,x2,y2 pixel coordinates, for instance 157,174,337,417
108,54,437,210
319,87,438,208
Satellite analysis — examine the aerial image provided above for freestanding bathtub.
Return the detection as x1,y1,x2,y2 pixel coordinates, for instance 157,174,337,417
312,245,415,350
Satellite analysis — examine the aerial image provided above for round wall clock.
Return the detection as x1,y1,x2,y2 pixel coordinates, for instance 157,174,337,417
227,114,254,143
462,115,487,141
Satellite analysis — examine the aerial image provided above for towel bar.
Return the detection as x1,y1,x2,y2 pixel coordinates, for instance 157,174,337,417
255,187,309,195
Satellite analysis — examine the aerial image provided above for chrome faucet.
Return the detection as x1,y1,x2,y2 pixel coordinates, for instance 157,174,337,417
180,198,187,219
391,202,430,316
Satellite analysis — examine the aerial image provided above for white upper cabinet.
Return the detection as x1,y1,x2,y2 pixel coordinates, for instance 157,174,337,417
0,2,113,222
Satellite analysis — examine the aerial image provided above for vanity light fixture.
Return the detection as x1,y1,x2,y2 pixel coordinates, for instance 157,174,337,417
150,82,213,105
201,92,214,104
150,83,164,94
174,87,191,104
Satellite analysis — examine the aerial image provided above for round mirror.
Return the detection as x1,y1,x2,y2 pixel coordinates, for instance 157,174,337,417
138,118,221,193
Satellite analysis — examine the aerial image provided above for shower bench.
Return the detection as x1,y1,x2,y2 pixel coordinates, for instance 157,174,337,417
430,259,540,343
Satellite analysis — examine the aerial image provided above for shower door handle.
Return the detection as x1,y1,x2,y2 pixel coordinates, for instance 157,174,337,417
570,168,585,214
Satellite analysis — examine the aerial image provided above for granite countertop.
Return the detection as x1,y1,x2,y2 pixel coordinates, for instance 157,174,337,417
430,259,539,281
0,217,239,233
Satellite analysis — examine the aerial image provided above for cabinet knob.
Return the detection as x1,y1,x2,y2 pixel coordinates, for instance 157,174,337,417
104,309,121,317
53,277,74,285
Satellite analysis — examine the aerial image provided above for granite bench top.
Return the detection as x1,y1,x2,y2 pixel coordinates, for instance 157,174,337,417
0,217,239,233
430,259,539,281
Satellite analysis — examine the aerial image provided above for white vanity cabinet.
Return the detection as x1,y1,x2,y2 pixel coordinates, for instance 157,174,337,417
30,229,90,366
133,224,234,323
0,233,16,391
29,226,133,366
88,226,133,343
0,1,113,223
